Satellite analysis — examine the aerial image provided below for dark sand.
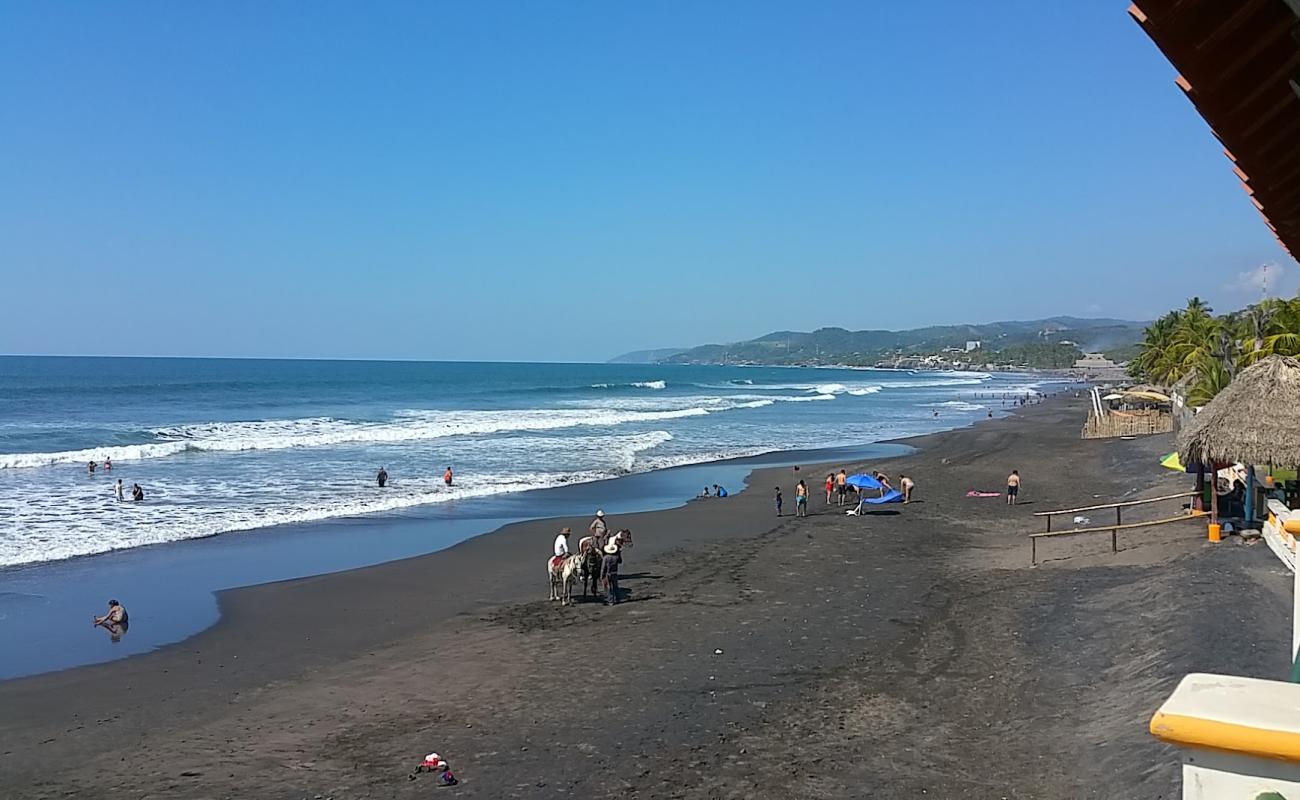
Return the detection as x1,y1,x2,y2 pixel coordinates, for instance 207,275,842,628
0,397,1290,798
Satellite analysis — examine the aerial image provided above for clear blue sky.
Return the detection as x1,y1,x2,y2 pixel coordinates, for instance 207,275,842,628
0,1,1292,361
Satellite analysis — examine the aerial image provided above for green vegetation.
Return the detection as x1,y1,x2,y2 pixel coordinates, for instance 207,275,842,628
968,343,1084,369
643,317,1144,367
1129,295,1300,405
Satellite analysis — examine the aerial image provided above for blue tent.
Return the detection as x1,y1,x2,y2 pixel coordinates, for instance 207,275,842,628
862,488,903,504
845,473,883,490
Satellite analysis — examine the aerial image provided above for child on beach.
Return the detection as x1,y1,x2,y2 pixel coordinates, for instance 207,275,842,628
825,473,834,504
774,487,783,516
795,480,808,517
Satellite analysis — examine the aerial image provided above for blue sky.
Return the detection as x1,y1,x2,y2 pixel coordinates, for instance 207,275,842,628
0,1,1292,361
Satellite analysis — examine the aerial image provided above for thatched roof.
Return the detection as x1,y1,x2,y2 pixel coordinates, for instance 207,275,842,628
1179,355,1300,466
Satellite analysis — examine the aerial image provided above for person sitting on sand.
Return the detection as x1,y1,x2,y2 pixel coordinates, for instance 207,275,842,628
700,486,711,497
1007,470,1021,505
94,598,128,627
713,485,728,498
589,509,608,546
377,467,388,488
900,475,915,503
553,527,572,558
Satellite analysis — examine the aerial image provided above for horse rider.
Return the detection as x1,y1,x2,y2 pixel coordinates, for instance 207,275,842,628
589,509,609,547
553,527,572,560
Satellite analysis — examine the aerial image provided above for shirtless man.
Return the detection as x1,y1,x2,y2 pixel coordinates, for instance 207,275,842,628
1007,470,1021,505
835,469,848,506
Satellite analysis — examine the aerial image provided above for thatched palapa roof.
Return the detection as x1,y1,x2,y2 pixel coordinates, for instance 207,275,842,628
1179,356,1300,467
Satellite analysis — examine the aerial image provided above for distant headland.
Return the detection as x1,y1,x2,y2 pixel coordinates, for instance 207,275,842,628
610,316,1146,371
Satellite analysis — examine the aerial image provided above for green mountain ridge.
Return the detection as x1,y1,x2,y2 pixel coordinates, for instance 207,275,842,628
611,317,1146,367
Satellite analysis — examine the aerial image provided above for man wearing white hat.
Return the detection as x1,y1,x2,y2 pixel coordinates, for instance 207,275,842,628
589,509,608,548
601,540,622,606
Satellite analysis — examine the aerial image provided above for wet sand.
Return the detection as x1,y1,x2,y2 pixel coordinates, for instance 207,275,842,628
0,397,1290,798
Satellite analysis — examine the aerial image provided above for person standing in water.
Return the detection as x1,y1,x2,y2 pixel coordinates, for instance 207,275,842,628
88,460,96,476
795,480,808,517
377,467,388,488
131,483,144,501
115,479,124,502
104,456,112,471
444,466,453,487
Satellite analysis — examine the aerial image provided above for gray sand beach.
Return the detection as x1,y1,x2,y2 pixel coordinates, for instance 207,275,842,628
0,397,1289,798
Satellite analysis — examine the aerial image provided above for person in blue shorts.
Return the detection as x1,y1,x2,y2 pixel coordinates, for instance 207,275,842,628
713,484,728,498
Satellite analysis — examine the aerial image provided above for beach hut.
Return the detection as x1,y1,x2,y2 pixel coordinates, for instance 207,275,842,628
1178,355,1300,528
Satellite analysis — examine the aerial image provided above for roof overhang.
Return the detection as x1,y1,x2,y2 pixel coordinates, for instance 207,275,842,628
1130,0,1300,261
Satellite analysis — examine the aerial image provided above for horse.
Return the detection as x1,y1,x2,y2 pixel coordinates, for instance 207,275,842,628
577,536,604,598
547,553,583,605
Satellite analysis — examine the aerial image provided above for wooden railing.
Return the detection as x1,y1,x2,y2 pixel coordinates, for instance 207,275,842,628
1030,491,1202,564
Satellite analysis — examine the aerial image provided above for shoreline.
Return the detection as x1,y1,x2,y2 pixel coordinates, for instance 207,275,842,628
2,393,1289,798
0,439,915,680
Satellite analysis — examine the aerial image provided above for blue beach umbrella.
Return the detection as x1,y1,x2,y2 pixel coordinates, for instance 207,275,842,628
845,473,883,490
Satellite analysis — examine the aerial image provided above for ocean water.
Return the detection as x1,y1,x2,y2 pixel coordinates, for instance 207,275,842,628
0,357,1057,569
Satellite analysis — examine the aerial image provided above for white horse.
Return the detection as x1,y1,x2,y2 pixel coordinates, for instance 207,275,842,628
547,554,583,605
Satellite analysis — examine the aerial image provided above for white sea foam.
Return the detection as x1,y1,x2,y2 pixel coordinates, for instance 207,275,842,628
928,401,985,412
0,407,717,470
589,379,666,390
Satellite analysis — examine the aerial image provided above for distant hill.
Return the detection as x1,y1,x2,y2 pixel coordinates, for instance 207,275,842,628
607,347,687,364
625,317,1146,367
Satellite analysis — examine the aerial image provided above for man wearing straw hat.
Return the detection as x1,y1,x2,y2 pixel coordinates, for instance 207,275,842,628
589,509,609,548
601,540,622,606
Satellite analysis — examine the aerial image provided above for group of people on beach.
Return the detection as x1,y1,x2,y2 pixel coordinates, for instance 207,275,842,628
552,509,628,605
376,465,453,488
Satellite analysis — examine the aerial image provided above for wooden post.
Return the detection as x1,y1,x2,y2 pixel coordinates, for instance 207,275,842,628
1046,515,1052,533
1111,527,1118,553
1116,506,1122,528
1031,536,1036,566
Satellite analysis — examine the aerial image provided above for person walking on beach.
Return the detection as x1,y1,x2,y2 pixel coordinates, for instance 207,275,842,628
601,541,622,605
377,467,388,488
900,475,915,504
795,480,808,517
825,473,834,504
774,486,783,516
589,510,608,547
115,479,124,502
443,467,453,487
836,470,847,506
1007,470,1021,505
